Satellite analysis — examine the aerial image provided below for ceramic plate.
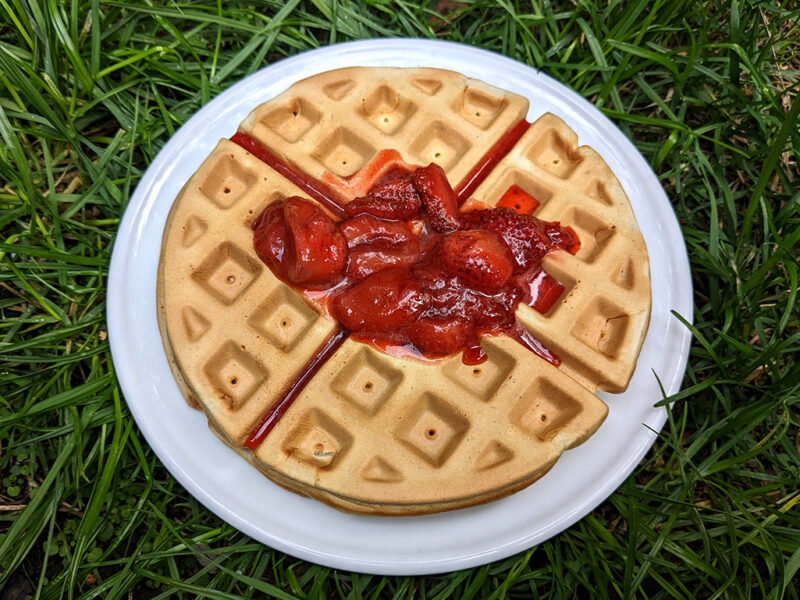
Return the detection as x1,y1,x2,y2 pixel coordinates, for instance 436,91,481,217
108,39,692,575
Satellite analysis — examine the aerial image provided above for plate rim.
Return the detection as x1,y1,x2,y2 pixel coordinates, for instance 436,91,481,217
108,38,693,575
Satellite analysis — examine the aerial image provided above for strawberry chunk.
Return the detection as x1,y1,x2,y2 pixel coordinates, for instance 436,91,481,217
253,202,290,279
460,207,553,273
340,215,420,279
340,215,416,248
346,245,419,280
438,230,514,294
544,222,581,255
406,317,475,358
411,163,460,233
344,179,421,220
332,268,425,334
253,197,346,287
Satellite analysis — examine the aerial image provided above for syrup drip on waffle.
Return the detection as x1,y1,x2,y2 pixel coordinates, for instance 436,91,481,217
231,132,348,220
244,327,348,450
455,119,530,204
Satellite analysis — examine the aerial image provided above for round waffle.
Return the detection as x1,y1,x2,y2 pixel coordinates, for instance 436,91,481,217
157,67,650,515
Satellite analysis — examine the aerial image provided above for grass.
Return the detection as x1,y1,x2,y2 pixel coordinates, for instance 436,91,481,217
0,0,798,598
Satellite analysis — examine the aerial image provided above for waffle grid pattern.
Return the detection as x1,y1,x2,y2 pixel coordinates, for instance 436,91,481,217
239,67,529,188
253,335,607,510
159,140,337,443
471,114,651,393
157,69,649,514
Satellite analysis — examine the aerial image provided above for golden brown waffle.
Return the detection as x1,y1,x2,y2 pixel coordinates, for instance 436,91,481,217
158,140,337,444
470,114,651,393
157,67,650,515
239,67,529,188
250,334,607,514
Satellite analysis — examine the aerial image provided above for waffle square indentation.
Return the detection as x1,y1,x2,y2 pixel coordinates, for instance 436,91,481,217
360,456,404,483
203,341,265,410
396,394,469,467
193,242,260,304
528,129,582,179
314,127,376,177
410,121,470,171
181,305,210,342
323,79,355,100
247,287,317,351
410,77,442,96
282,409,353,468
181,215,208,247
332,349,402,416
585,178,614,206
359,84,417,134
455,87,507,130
612,257,636,290
442,345,516,401
571,298,630,358
567,207,616,263
261,97,321,143
511,378,581,440
199,155,258,209
475,440,514,471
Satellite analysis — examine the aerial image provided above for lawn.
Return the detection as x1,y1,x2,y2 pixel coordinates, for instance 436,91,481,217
1,1,798,598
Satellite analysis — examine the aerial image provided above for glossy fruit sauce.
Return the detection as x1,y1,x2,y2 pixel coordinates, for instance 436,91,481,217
251,160,579,367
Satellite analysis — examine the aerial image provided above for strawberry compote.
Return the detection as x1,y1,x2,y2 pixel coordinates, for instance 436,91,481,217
252,162,579,365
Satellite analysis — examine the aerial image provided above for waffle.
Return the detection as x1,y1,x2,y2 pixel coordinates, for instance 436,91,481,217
239,67,529,190
157,67,650,515
470,114,651,393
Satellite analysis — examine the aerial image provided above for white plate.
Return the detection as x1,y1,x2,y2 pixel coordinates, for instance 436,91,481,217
108,39,692,575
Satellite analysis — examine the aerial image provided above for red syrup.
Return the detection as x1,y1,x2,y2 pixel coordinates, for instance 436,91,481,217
455,119,530,204
322,149,415,200
509,321,561,367
233,125,579,448
497,184,540,215
244,327,348,450
231,132,348,220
